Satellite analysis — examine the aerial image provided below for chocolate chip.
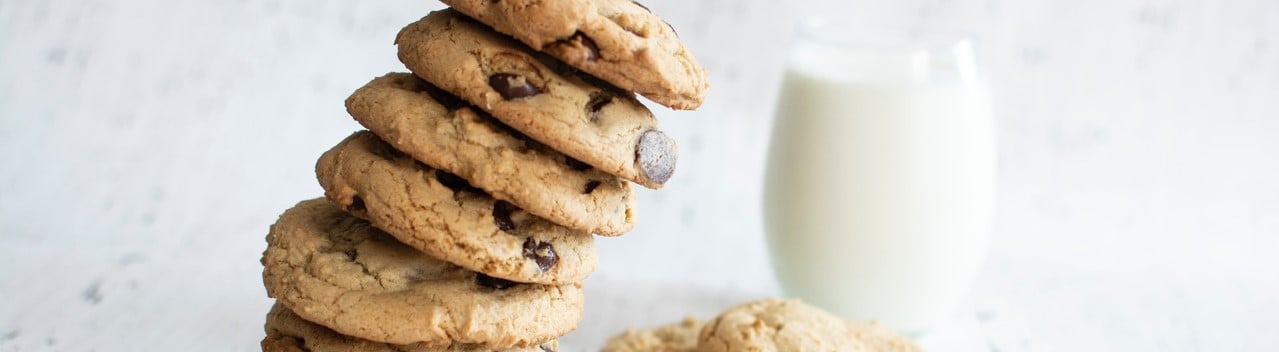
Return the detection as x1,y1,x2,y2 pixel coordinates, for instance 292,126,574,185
584,180,601,194
586,91,613,123
344,249,358,260
475,273,518,289
347,195,367,213
557,31,600,62
434,170,482,194
636,130,677,184
632,1,651,12
492,200,517,233
564,156,591,171
488,73,539,100
522,237,558,272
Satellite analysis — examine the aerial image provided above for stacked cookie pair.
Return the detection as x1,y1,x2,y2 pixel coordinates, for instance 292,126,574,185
261,1,706,350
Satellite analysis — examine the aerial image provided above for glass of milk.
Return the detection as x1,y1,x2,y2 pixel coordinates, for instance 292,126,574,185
763,17,994,335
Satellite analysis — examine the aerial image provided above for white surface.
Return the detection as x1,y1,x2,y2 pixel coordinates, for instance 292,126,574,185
1,0,1277,351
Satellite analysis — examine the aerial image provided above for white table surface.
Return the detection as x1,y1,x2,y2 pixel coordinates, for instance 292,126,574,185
2,0,1277,351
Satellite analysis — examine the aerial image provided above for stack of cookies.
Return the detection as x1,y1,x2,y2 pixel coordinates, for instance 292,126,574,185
261,0,706,350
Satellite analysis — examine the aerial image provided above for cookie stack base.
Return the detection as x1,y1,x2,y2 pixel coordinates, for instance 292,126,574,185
264,303,559,352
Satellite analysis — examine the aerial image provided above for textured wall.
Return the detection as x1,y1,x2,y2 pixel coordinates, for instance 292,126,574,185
1,0,1276,350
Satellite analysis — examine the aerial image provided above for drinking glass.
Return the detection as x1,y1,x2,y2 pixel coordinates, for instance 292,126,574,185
762,17,995,335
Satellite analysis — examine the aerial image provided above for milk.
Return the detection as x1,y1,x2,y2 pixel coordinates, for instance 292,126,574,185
763,37,995,334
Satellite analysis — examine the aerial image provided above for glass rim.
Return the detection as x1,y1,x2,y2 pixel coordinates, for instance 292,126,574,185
794,16,978,54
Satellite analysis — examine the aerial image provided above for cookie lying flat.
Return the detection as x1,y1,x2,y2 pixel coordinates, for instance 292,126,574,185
697,299,866,352
346,73,635,236
601,317,702,352
316,131,598,285
261,199,583,347
397,9,678,189
262,303,560,352
441,0,709,110
848,322,925,352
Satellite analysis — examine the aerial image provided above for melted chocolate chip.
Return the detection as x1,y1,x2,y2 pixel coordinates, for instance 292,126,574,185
434,170,481,194
522,237,558,272
636,130,677,184
347,195,367,213
492,200,517,233
488,73,539,100
475,273,518,289
564,156,592,171
586,91,613,122
583,180,602,194
558,31,600,62
344,248,358,261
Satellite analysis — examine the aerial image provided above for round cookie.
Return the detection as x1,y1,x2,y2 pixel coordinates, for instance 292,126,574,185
315,131,598,285
441,0,709,110
346,72,636,236
601,317,702,352
848,322,924,352
696,299,865,352
262,303,561,352
261,199,583,347
396,9,678,189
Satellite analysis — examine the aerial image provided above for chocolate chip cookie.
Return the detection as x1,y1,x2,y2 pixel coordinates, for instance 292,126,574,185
441,0,709,110
261,199,583,347
346,73,635,236
396,9,678,189
263,303,561,352
601,317,702,352
698,299,923,352
315,131,598,285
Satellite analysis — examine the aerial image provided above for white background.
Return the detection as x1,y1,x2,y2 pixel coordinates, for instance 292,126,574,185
1,0,1276,351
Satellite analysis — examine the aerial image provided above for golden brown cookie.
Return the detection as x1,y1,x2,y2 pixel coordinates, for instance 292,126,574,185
697,299,922,352
261,198,584,347
315,131,598,285
396,9,678,189
601,317,702,352
441,0,709,110
262,302,561,352
345,73,635,236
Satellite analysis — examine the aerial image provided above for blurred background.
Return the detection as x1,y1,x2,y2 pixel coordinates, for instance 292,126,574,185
1,0,1276,350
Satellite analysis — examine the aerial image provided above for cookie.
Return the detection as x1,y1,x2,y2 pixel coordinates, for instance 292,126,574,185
346,73,636,236
441,0,709,110
601,317,702,352
848,322,924,352
315,131,598,284
396,9,678,189
697,299,865,352
262,303,561,352
261,198,583,347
